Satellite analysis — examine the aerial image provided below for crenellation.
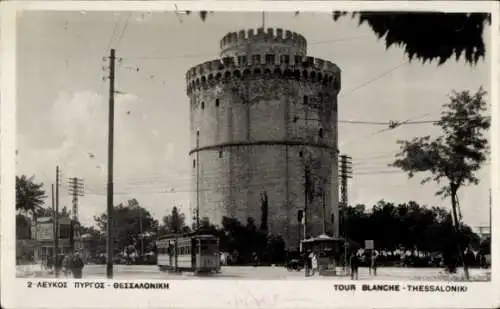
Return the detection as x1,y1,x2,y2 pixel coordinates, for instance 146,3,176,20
276,28,284,39
220,28,308,58
266,28,273,38
186,55,340,94
238,30,246,40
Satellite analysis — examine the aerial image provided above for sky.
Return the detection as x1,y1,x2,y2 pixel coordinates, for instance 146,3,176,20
16,11,492,231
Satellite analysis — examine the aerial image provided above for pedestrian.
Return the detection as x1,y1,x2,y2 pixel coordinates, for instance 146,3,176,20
62,254,71,276
55,254,64,275
47,255,54,273
350,253,359,280
306,251,313,276
310,252,318,276
71,251,85,279
252,252,259,267
370,251,378,276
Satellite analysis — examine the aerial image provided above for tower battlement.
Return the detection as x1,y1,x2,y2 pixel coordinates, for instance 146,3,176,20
186,55,341,94
220,28,307,57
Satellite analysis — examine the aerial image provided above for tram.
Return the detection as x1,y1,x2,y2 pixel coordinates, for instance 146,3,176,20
156,233,221,274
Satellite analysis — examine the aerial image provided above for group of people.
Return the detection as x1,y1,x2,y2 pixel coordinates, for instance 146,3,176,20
305,251,319,276
43,251,85,278
349,250,378,280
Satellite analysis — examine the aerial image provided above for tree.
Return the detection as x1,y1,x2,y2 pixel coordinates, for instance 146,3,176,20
36,205,71,219
159,206,190,235
391,87,490,279
94,199,159,254
16,214,32,240
16,175,47,217
189,11,490,65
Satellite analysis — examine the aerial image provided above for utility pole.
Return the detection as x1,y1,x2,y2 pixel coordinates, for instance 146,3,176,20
322,191,326,235
67,177,84,251
339,154,352,272
106,48,116,279
55,165,61,278
196,130,200,231
139,209,144,257
51,184,56,268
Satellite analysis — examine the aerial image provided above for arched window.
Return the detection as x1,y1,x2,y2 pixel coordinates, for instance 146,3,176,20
215,99,220,107
219,150,223,158
319,128,324,138
201,101,205,109
303,95,308,105
193,159,196,168
299,151,303,158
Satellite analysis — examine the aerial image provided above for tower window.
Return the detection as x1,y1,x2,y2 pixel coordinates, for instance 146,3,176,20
303,95,308,105
193,159,196,168
252,54,261,64
319,128,324,138
299,151,303,158
294,55,302,65
219,150,223,158
201,101,205,109
215,99,220,107
280,55,290,64
238,56,247,66
265,54,275,64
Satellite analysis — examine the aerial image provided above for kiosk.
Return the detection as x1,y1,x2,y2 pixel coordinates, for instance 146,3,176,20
302,234,345,276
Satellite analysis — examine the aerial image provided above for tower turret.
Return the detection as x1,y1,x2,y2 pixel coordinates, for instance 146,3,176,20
219,28,307,58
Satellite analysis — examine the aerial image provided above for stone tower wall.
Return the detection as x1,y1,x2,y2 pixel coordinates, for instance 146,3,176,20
186,29,341,250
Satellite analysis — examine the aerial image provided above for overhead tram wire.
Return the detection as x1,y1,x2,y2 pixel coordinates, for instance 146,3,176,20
87,162,405,193
84,170,407,196
115,12,132,50
338,60,409,99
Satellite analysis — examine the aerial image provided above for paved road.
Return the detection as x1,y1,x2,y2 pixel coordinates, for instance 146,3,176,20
19,264,490,281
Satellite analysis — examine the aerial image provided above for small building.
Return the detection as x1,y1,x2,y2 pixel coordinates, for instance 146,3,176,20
30,217,84,263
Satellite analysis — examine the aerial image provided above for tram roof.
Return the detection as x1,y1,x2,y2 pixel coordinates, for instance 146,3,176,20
302,234,344,243
157,232,217,240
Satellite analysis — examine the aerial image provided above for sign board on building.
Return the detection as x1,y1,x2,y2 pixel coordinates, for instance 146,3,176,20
36,222,54,241
365,240,374,250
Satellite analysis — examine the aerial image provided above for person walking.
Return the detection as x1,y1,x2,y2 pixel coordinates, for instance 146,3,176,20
350,253,359,280
47,255,54,273
71,251,85,279
310,252,318,276
306,251,313,277
62,254,71,276
370,251,378,276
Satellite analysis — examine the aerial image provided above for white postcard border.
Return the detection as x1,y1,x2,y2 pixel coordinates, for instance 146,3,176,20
1,1,499,308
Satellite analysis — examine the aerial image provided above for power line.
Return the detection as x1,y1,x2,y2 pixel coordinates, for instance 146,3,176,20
339,61,409,99
106,14,121,51
115,12,132,50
